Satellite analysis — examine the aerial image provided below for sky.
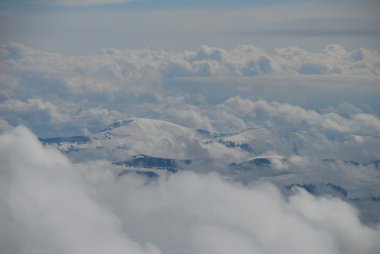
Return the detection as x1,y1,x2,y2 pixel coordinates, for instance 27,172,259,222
1,0,380,53
1,1,380,254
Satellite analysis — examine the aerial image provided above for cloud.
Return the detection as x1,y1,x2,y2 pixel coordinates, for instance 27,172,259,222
0,43,32,60
0,126,160,254
215,97,380,135
163,107,214,131
0,119,12,132
1,126,380,254
1,43,379,137
2,43,380,82
0,98,71,125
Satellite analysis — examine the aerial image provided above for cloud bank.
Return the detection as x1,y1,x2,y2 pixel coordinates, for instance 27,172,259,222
1,43,379,136
1,43,379,82
0,126,160,254
1,126,380,254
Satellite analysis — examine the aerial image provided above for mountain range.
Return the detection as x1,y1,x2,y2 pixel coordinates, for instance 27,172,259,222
39,117,380,223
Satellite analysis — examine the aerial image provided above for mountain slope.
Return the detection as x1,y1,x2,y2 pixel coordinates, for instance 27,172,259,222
39,117,380,223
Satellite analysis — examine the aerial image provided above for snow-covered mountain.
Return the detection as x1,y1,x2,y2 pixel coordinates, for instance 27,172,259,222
41,117,251,163
39,117,380,223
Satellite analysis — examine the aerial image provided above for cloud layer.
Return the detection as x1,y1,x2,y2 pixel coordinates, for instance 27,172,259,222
1,43,379,228
0,126,160,254
2,43,379,80
1,126,380,254
1,43,379,136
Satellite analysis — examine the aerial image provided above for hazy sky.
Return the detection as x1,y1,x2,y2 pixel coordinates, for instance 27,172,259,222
1,0,380,53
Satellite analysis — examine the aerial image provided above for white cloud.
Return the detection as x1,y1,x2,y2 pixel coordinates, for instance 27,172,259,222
0,98,71,124
288,189,380,254
215,97,380,135
163,107,214,131
1,126,380,254
2,43,379,83
1,43,379,138
0,126,160,254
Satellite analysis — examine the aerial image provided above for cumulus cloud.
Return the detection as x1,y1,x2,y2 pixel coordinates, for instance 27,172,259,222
1,43,379,103
1,126,380,254
0,126,160,254
1,43,379,82
215,97,380,135
1,42,379,137
0,98,70,124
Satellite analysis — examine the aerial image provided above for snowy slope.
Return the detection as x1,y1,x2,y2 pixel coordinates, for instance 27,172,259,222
40,117,380,223
42,117,250,163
